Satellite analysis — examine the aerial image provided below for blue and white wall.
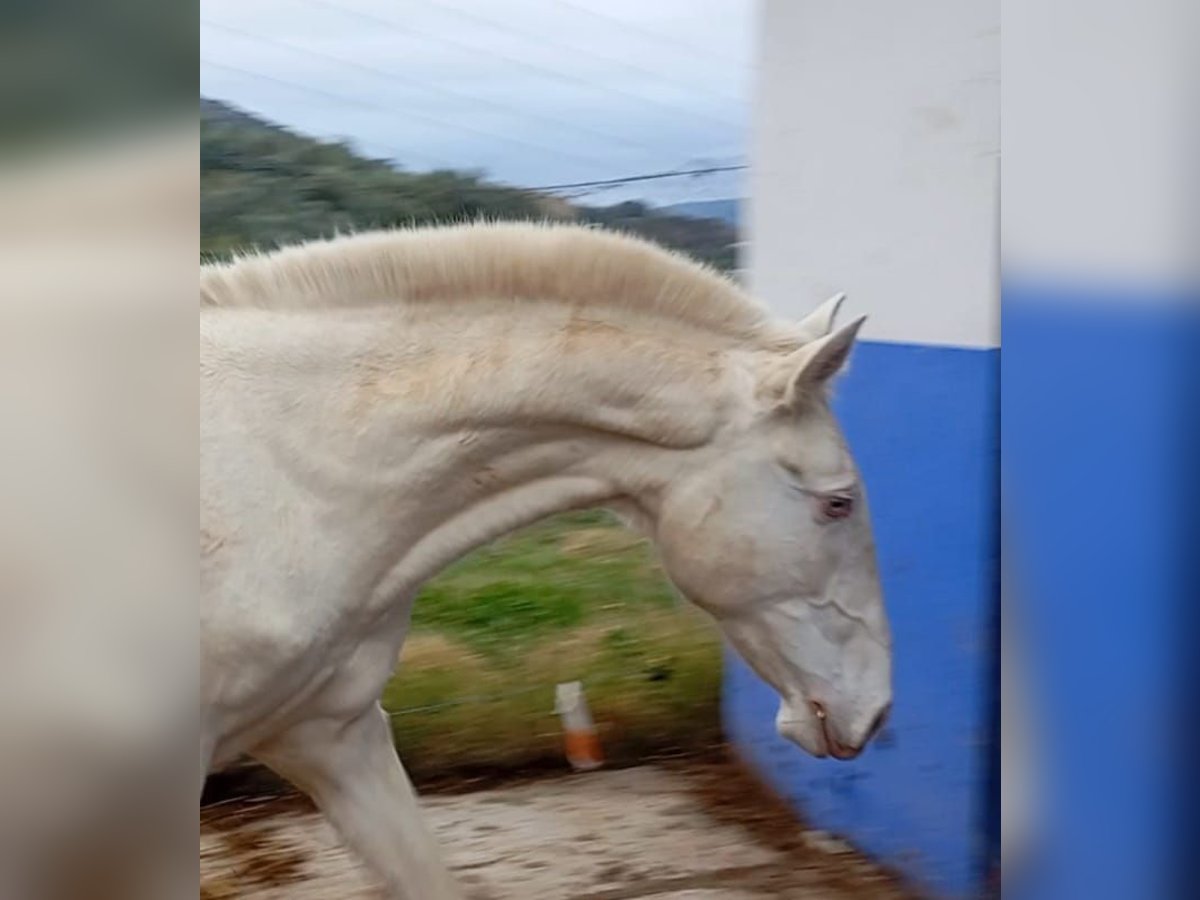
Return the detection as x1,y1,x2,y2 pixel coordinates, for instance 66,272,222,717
736,2,1196,898
1002,2,1195,899
729,1,1000,896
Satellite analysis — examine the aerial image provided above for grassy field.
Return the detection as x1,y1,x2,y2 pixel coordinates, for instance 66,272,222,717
383,510,725,781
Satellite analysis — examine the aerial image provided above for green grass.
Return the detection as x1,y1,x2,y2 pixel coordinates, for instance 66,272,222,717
383,511,724,780
410,511,680,653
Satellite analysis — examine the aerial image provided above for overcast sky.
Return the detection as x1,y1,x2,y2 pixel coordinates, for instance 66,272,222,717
200,0,756,205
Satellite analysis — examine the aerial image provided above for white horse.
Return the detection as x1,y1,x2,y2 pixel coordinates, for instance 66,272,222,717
200,222,893,899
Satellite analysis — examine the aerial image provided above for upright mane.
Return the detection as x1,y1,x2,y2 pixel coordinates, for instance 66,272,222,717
200,221,791,346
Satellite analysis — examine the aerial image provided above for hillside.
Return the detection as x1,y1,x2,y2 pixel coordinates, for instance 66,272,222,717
200,98,739,271
661,198,741,229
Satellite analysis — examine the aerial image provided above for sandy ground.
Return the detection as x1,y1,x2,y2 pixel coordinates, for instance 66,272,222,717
201,762,917,900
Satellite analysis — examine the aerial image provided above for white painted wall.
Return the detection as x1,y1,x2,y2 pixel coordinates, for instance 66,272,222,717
1003,0,1193,292
748,0,1000,348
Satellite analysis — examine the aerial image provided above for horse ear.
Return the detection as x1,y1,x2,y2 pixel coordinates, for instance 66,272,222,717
793,293,846,344
779,315,867,408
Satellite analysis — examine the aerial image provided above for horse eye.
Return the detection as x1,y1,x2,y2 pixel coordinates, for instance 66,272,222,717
822,495,854,520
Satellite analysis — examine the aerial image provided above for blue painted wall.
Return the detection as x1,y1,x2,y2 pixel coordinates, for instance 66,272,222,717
723,340,999,898
1001,284,1196,900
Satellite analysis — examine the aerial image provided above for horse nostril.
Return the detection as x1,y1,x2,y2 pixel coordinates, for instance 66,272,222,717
809,700,847,756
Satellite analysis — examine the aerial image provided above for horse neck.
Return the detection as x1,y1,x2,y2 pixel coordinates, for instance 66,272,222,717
243,305,739,608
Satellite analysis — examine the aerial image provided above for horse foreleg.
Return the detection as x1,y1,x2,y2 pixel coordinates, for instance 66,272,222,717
254,703,464,900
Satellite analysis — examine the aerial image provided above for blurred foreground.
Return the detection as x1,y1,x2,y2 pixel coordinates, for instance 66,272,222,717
0,120,197,899
202,760,915,900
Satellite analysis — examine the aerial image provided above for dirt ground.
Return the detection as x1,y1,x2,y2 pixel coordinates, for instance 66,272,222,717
201,760,918,900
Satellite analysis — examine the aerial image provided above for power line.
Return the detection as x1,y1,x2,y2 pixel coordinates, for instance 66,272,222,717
201,18,657,158
386,670,661,718
202,61,747,196
201,23,613,169
527,163,747,193
201,59,453,170
298,0,741,133
546,0,755,71
203,62,747,202
417,0,746,108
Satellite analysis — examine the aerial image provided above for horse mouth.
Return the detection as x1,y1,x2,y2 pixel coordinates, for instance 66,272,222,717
811,702,862,761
